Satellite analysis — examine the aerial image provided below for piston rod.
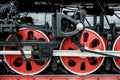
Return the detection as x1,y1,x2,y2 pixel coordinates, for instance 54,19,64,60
0,50,120,57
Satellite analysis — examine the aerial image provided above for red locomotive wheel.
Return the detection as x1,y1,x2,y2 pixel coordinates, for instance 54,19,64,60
4,28,51,75
60,29,105,75
113,36,120,70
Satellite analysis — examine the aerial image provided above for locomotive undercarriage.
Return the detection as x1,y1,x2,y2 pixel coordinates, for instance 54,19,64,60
0,0,120,76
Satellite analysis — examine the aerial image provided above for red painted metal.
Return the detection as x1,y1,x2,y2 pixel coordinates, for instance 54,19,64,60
0,75,120,80
113,36,120,70
4,28,50,75
60,29,105,75
102,36,108,48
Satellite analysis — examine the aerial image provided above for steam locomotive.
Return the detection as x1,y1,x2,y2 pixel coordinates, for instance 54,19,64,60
0,0,120,75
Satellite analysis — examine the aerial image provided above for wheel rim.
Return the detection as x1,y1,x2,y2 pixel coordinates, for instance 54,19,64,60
60,29,105,75
113,36,120,70
4,28,51,75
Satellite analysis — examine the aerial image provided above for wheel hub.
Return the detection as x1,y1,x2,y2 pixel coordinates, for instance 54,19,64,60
22,46,32,58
